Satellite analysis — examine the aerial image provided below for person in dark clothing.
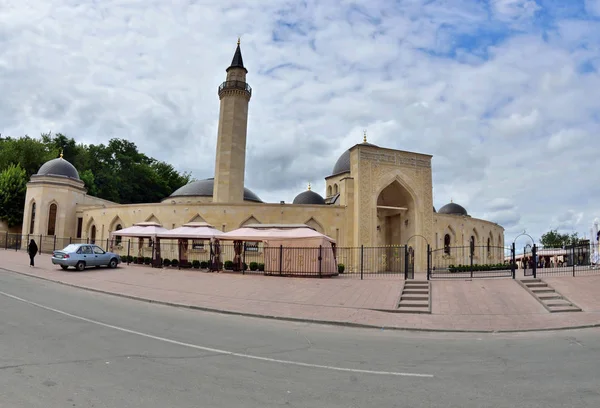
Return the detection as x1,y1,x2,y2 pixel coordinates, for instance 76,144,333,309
28,239,38,267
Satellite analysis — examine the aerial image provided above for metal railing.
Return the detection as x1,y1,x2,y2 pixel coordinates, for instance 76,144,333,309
521,243,599,278
428,244,516,279
0,232,413,279
218,80,252,98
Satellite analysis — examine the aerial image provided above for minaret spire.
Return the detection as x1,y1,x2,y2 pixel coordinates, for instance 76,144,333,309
227,37,247,73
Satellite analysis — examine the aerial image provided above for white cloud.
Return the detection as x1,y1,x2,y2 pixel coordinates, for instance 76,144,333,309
584,0,600,16
1,0,599,244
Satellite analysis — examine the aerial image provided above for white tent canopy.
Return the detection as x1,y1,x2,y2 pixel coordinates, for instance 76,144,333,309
156,222,222,239
111,222,168,238
216,226,335,243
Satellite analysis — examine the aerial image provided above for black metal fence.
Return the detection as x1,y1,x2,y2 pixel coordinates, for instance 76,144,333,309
0,232,412,279
520,243,599,278
428,244,516,279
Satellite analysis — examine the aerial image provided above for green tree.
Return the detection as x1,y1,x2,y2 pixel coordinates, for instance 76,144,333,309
0,164,28,227
540,230,581,248
79,169,98,197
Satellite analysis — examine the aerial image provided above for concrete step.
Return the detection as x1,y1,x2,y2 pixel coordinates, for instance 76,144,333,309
405,281,429,284
525,282,548,288
518,279,582,314
403,289,429,295
545,300,574,307
548,307,582,313
401,295,428,301
538,294,562,300
531,288,554,294
397,302,429,308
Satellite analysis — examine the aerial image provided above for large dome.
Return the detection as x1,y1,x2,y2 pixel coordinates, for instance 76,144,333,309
293,188,325,205
168,178,262,203
36,157,80,180
438,202,468,216
330,140,377,176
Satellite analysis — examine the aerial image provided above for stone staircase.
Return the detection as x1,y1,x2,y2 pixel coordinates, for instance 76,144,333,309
518,278,582,313
396,280,431,314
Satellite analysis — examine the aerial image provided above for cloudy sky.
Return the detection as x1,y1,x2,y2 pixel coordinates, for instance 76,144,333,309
1,0,599,244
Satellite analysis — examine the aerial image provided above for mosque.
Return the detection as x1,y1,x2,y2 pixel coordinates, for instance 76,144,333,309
19,40,505,271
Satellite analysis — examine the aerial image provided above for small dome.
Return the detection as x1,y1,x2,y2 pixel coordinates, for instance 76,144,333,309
330,139,378,176
293,186,325,205
438,202,468,216
168,178,262,203
37,157,80,180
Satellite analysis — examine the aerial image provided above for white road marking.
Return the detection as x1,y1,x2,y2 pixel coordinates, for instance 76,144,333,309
0,290,433,378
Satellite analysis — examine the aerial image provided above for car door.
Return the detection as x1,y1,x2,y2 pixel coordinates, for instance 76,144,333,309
92,245,110,266
80,245,95,265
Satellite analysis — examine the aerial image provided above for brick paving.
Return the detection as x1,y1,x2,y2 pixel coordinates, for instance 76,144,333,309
2,249,600,332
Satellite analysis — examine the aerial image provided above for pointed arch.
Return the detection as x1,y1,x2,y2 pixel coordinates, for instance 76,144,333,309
472,228,480,244
145,214,161,224
304,217,324,233
47,201,58,236
374,172,420,208
108,215,124,232
187,214,206,223
240,215,260,227
327,185,332,196
28,199,37,234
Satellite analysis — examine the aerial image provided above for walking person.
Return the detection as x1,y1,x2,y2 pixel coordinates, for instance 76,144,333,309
28,239,38,267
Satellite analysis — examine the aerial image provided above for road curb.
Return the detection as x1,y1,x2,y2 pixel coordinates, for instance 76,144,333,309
3,267,600,334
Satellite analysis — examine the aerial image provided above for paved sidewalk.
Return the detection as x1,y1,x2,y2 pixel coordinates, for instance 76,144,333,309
2,249,600,332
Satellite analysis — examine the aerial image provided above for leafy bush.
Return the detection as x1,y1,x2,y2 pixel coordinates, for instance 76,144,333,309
338,263,345,274
242,262,248,271
249,262,258,271
200,261,208,269
143,257,151,265
224,260,233,270
171,259,179,267
258,263,265,271
163,258,171,267
448,263,512,273
192,260,200,269
132,256,138,264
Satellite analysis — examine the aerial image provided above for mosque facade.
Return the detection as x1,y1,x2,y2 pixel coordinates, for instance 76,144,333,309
19,41,505,272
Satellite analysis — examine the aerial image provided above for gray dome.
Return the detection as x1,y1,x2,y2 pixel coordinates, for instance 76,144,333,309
438,202,468,216
36,157,80,180
330,141,377,176
433,206,436,212
293,189,325,205
169,178,262,203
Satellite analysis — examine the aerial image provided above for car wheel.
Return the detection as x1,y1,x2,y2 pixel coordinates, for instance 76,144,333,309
60,265,69,270
109,258,118,269
76,261,86,271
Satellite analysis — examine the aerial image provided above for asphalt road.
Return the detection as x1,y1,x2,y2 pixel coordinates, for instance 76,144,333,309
1,270,600,408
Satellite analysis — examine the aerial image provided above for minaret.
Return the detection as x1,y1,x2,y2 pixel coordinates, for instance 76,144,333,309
212,38,252,203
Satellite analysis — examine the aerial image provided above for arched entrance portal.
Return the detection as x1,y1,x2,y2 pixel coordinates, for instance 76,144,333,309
376,180,416,247
375,180,417,274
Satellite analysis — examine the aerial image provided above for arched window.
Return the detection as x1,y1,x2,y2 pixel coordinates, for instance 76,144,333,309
47,203,57,236
487,237,491,255
115,224,122,245
29,202,36,234
444,234,451,255
334,184,338,194
327,185,332,196
90,225,96,244
470,236,475,255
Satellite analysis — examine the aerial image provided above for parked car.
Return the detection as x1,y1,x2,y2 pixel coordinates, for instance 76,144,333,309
52,244,121,271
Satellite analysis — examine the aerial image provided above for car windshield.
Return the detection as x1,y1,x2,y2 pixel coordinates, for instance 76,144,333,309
60,244,81,253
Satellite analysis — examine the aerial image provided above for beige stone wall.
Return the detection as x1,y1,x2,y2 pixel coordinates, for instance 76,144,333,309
77,201,348,244
19,176,117,251
432,213,505,265
352,144,434,271
0,219,21,234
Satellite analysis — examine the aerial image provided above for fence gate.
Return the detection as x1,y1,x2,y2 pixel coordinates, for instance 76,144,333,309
427,244,516,279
